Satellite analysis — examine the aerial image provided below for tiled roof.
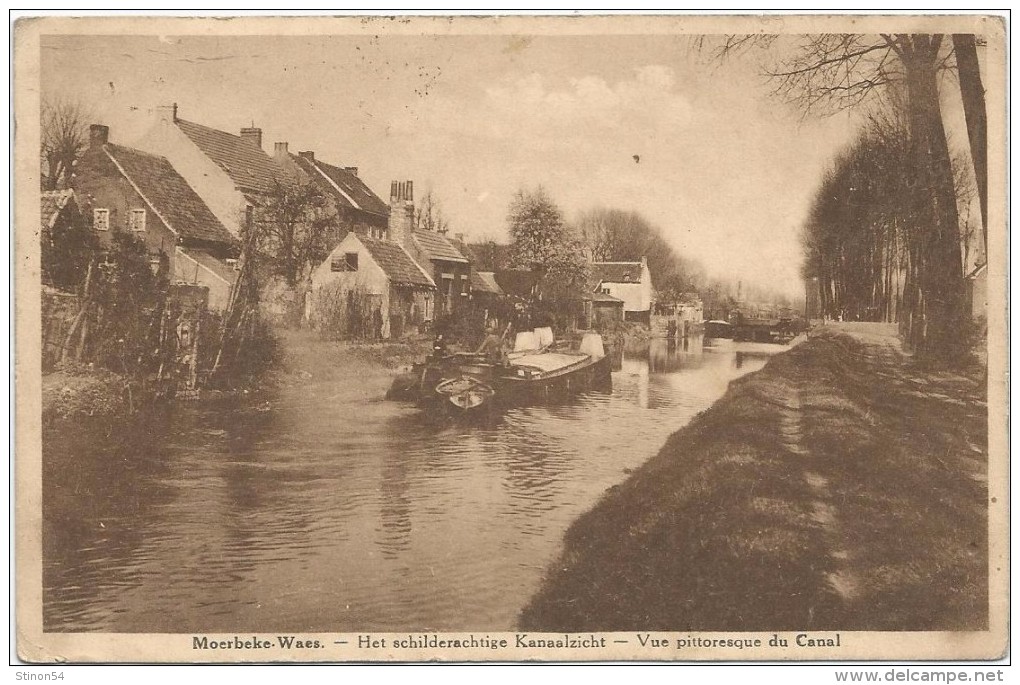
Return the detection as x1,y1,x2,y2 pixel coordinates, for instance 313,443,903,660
458,241,511,270
41,189,74,230
587,290,624,303
413,230,468,263
179,247,238,286
360,236,435,289
104,143,236,247
176,119,282,194
292,155,389,218
471,271,503,295
592,261,645,284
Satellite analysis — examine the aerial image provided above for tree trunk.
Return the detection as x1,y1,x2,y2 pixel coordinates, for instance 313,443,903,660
903,36,966,357
952,34,988,260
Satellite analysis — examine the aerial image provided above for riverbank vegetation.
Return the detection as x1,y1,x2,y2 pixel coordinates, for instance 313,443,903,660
519,327,987,631
41,220,278,423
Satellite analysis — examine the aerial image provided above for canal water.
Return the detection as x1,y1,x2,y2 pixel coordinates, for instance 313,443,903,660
43,336,783,633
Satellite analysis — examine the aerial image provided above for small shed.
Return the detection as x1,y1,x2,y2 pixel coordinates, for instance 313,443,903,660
584,290,624,329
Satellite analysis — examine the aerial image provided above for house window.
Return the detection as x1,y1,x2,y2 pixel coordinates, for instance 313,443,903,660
129,209,146,233
331,252,358,272
93,208,110,231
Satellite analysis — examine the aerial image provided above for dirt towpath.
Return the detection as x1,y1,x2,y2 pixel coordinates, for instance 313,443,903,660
519,324,989,632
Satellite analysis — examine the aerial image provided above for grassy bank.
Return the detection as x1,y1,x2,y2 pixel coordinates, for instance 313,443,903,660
519,328,988,631
42,368,130,423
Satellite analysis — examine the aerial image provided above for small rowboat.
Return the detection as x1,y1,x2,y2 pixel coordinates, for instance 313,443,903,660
434,375,496,410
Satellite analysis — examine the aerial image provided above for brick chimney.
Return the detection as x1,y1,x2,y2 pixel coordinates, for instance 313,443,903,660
388,180,416,249
298,150,315,162
156,103,178,123
344,166,358,177
274,141,289,159
240,126,263,150
89,124,109,148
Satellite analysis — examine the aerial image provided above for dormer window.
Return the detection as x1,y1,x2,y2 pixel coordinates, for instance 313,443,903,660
129,209,146,233
93,208,110,231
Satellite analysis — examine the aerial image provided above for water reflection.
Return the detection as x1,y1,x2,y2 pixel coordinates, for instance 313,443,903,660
44,337,786,632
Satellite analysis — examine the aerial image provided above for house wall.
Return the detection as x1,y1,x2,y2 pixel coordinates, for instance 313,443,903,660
598,262,654,314
642,262,654,309
593,302,624,328
679,302,703,324
388,287,432,337
74,147,180,265
602,282,648,313
433,260,472,315
174,248,233,311
135,115,252,238
311,233,392,337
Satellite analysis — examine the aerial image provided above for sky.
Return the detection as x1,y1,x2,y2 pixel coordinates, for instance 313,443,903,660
40,31,867,297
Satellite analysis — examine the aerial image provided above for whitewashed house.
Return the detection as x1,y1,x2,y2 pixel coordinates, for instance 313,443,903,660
135,104,285,239
591,257,655,324
310,231,435,338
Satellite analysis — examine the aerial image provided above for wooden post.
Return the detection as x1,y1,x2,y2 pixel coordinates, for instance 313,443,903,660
189,315,200,390
60,260,94,363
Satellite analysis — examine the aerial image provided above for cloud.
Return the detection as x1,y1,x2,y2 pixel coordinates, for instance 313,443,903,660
635,64,674,90
392,64,692,144
480,65,691,138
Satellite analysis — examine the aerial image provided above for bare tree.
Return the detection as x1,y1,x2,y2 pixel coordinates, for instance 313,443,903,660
41,97,92,190
575,206,698,295
250,180,338,288
707,33,976,356
413,188,449,233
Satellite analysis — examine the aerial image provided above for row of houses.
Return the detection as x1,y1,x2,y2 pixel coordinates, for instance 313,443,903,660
41,103,665,338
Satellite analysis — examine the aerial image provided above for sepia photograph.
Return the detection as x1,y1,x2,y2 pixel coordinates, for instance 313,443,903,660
13,13,1007,664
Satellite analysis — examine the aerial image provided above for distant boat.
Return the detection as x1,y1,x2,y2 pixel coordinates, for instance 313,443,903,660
705,320,733,339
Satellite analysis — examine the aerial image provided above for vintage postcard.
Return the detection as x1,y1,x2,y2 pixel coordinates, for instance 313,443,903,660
14,13,1007,663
